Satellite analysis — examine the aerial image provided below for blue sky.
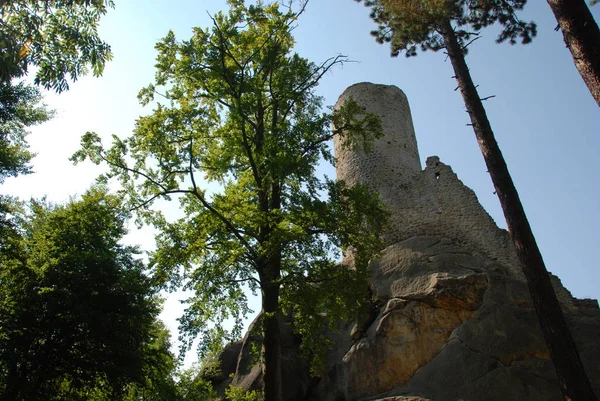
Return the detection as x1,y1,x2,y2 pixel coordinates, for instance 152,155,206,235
3,0,599,362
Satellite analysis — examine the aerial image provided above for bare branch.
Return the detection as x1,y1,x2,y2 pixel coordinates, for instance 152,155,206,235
461,35,482,51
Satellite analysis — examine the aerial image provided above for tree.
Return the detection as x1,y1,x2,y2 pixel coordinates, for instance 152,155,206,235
356,0,597,400
0,82,52,182
0,0,113,186
0,188,163,401
546,0,600,107
0,0,114,92
175,366,217,401
50,321,179,401
124,322,179,401
72,2,387,400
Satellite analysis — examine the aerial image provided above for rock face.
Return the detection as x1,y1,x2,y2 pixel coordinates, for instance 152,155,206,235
211,83,600,401
312,236,600,401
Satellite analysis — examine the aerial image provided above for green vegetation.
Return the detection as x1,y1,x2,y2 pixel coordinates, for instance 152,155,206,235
0,0,597,400
0,189,175,400
0,0,114,186
0,0,114,92
0,82,52,182
73,2,387,400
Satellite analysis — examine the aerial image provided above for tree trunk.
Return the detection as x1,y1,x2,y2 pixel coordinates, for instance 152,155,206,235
441,19,597,401
547,0,600,107
259,262,283,401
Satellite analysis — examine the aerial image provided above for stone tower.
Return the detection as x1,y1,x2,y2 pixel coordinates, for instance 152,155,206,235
315,82,600,401
334,83,421,206
334,82,521,273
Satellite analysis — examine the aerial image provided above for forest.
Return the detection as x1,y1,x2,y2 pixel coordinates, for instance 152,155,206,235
1,1,599,401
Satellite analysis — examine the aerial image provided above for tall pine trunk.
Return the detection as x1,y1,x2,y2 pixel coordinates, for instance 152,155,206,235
547,0,600,107
440,19,597,401
260,263,283,401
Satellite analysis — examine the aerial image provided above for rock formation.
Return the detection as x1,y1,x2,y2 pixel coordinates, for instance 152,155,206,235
211,83,600,401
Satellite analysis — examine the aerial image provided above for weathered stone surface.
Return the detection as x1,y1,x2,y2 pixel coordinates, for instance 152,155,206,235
307,236,600,401
328,237,489,400
208,340,243,394
334,82,421,207
371,237,489,311
574,298,600,309
211,238,599,401
215,313,312,401
344,300,467,399
334,83,521,274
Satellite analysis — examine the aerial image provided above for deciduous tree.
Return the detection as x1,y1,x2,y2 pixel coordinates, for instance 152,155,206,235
0,82,52,182
0,188,163,401
356,0,596,400
0,0,113,186
0,0,114,92
73,2,387,400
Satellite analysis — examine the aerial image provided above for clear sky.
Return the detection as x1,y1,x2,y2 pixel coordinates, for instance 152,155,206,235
3,0,599,364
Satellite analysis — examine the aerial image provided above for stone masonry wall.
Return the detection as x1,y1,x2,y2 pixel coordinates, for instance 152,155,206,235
334,83,422,206
334,82,522,277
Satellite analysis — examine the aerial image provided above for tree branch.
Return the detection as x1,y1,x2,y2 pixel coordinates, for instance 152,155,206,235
187,137,259,260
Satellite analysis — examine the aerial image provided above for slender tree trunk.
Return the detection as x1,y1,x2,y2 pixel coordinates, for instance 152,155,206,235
260,264,283,401
441,19,597,401
547,0,600,107
255,98,284,401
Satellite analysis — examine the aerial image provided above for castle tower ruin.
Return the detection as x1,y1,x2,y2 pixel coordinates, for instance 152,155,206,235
334,82,521,274
334,83,421,205
317,82,599,401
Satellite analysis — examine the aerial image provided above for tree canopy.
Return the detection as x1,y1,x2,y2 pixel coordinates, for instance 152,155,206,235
0,188,168,401
358,0,536,56
0,0,114,92
0,82,52,182
0,0,113,192
73,1,387,400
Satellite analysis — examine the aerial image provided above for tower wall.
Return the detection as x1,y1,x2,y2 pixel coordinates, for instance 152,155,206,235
334,82,421,206
334,82,522,275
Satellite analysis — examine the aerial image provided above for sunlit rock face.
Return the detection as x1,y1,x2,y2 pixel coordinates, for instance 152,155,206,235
209,83,600,401
314,236,560,401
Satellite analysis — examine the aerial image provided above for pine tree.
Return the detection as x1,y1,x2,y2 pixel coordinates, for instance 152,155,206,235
546,0,600,106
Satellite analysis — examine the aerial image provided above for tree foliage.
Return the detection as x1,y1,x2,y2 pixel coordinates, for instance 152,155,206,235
0,0,113,186
0,188,167,401
0,82,52,182
0,0,114,92
358,0,536,56
73,1,387,400
174,366,217,401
